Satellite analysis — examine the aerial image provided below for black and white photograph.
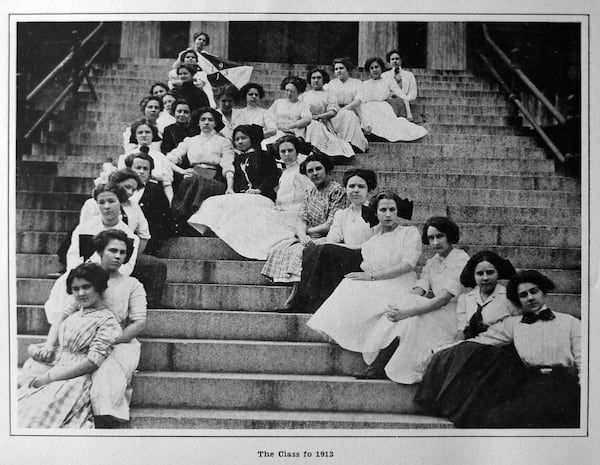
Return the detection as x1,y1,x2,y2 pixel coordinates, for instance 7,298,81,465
3,1,598,464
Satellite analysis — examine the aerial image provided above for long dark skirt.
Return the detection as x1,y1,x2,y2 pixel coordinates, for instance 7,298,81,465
414,342,530,427
292,244,363,313
171,173,225,223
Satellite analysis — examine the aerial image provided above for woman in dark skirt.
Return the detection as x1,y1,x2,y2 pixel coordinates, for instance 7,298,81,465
415,270,581,428
282,168,378,312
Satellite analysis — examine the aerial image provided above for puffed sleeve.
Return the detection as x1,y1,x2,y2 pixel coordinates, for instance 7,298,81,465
65,224,84,272
415,257,433,291
292,174,313,204
130,202,151,240
166,137,191,165
218,137,235,175
127,277,148,322
325,92,339,113
455,293,468,333
299,102,312,121
439,250,470,297
86,313,122,367
326,209,345,243
400,226,422,268
79,198,99,224
469,316,516,346
389,78,409,100
570,316,581,377
44,273,78,325
324,184,347,227
404,71,418,101
262,108,278,135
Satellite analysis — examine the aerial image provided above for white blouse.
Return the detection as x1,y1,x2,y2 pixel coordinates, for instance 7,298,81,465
381,69,418,101
79,198,151,241
326,207,373,247
471,307,581,374
324,78,363,107
358,78,408,103
456,284,518,333
231,107,277,135
415,248,470,298
274,161,312,210
118,146,174,186
167,131,234,175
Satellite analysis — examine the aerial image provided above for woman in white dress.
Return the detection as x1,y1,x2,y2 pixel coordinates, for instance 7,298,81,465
382,50,418,121
232,83,280,149
155,92,176,136
301,68,355,158
306,191,420,347
354,216,470,384
324,58,368,153
205,135,313,259
358,57,427,142
269,77,313,145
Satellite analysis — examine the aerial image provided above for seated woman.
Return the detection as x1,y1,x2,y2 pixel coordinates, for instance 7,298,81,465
324,57,369,153
231,83,279,149
353,216,469,383
201,135,313,259
120,119,176,203
187,124,281,235
261,152,346,285
381,50,418,121
155,92,176,136
359,57,427,142
171,64,211,114
166,107,235,224
122,96,163,153
124,151,177,255
216,86,240,140
39,230,147,427
283,168,378,313
149,82,169,99
302,68,355,158
269,76,312,146
306,192,420,352
456,250,518,340
19,263,122,428
416,270,581,428
160,99,200,155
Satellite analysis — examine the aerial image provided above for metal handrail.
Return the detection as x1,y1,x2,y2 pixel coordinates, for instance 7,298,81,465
479,53,565,163
26,22,104,102
481,24,567,125
22,23,106,141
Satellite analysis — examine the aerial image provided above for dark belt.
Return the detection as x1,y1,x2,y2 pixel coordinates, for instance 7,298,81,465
531,366,577,377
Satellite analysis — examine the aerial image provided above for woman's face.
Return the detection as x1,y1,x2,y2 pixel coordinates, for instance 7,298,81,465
278,142,298,165
184,52,198,64
218,95,234,113
144,100,161,121
96,192,121,223
162,95,176,114
194,35,207,51
369,61,383,78
427,226,451,256
310,72,324,90
135,124,153,147
284,83,299,101
151,85,167,98
474,260,499,295
376,198,399,229
234,131,252,152
199,112,216,132
131,158,151,184
389,53,402,69
100,238,128,273
71,277,101,309
174,104,191,124
345,175,369,207
517,282,546,313
118,178,139,198
334,63,349,81
178,67,192,83
305,160,329,189
246,87,261,106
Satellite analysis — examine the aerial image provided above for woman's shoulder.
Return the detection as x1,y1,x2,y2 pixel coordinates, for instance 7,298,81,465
448,247,470,262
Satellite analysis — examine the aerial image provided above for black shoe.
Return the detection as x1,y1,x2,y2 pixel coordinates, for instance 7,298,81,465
354,364,387,380
94,415,122,429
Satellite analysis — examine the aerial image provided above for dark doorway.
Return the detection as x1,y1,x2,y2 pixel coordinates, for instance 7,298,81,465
229,21,359,65
396,22,427,68
159,21,190,59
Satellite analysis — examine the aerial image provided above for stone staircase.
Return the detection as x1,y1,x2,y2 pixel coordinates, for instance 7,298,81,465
16,58,581,429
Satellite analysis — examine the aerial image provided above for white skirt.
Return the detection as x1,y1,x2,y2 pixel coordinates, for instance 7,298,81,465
360,101,427,142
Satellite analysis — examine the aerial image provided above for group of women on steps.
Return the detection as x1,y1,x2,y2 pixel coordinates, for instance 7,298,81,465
18,36,579,430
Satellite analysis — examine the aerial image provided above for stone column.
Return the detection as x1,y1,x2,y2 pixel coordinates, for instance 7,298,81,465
119,22,161,58
426,22,467,70
189,21,229,58
358,22,398,68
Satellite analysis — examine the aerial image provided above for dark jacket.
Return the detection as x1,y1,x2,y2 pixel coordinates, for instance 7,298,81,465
232,148,281,201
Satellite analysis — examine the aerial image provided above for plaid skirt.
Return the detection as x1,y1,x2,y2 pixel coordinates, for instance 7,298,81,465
261,237,327,283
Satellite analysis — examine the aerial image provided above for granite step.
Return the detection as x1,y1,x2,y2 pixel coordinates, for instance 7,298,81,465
16,278,580,310
127,408,453,429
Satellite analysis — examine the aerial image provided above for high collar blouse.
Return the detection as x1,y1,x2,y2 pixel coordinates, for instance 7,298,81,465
456,284,518,332
324,78,363,107
166,131,235,175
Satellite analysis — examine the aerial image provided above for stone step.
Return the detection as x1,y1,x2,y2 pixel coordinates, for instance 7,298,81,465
16,278,580,309
16,171,579,193
16,254,581,293
127,407,453,429
17,334,365,376
130,371,421,414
